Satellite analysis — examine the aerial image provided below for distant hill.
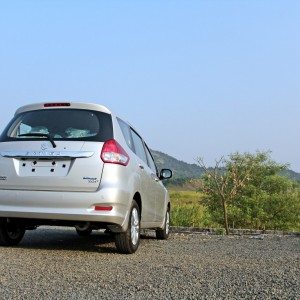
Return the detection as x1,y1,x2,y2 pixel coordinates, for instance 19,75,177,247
151,150,204,181
151,150,300,184
283,170,300,181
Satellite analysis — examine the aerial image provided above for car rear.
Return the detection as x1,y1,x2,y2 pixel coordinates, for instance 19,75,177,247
0,102,131,228
0,101,172,254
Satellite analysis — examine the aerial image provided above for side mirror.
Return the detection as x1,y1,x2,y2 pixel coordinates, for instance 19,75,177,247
159,169,172,180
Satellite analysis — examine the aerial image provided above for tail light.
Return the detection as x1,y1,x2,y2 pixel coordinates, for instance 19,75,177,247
101,139,129,166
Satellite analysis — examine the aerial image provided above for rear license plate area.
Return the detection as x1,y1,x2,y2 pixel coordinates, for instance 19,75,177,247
17,158,71,177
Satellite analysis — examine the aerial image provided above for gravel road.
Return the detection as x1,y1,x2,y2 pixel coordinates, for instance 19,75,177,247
0,227,299,300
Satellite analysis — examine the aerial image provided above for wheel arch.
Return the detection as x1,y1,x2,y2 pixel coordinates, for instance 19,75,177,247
133,192,142,216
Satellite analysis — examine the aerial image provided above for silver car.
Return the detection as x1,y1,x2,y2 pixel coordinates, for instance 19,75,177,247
0,102,172,253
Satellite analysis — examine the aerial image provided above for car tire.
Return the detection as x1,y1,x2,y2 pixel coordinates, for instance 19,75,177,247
0,218,25,246
115,200,140,254
156,208,170,240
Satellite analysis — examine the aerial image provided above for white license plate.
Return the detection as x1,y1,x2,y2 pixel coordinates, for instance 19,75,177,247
16,158,71,177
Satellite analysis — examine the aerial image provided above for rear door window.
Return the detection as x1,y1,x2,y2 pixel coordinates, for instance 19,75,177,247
117,118,134,151
131,130,147,164
145,145,157,174
1,109,113,142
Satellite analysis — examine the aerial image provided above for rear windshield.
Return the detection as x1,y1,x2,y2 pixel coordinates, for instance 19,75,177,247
0,109,113,142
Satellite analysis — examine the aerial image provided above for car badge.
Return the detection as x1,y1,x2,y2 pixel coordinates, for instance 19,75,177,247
41,143,48,150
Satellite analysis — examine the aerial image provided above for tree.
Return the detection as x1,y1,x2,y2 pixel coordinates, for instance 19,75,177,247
196,151,299,234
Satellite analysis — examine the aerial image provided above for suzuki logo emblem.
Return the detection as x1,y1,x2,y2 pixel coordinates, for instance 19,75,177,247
41,143,48,150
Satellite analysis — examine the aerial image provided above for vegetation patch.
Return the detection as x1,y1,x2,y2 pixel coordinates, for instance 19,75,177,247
169,191,218,228
168,152,300,233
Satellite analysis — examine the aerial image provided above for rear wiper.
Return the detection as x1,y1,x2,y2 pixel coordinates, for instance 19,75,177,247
18,133,57,148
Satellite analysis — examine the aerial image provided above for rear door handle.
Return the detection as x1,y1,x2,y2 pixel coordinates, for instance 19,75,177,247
139,164,144,170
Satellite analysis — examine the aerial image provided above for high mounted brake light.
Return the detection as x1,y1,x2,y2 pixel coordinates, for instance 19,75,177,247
44,103,71,107
101,139,130,166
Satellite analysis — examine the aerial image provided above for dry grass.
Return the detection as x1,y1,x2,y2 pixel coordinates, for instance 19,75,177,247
169,190,218,228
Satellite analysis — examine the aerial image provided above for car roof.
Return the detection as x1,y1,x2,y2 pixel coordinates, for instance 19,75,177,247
15,102,112,115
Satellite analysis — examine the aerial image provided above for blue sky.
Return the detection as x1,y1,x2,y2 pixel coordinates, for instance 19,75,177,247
0,0,299,171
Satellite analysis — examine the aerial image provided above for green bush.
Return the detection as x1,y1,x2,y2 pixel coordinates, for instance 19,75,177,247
230,176,300,231
199,152,300,232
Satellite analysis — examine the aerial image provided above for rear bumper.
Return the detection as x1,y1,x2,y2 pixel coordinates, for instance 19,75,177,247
0,187,131,231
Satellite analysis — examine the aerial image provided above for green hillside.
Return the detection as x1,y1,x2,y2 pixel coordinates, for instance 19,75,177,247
151,150,204,182
283,170,300,181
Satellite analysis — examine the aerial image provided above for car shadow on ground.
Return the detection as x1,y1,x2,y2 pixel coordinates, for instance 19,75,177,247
18,229,118,253
17,228,158,254
140,234,157,240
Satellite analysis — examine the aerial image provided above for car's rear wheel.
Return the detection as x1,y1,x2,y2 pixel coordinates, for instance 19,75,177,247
0,218,25,246
115,200,140,254
156,208,170,240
